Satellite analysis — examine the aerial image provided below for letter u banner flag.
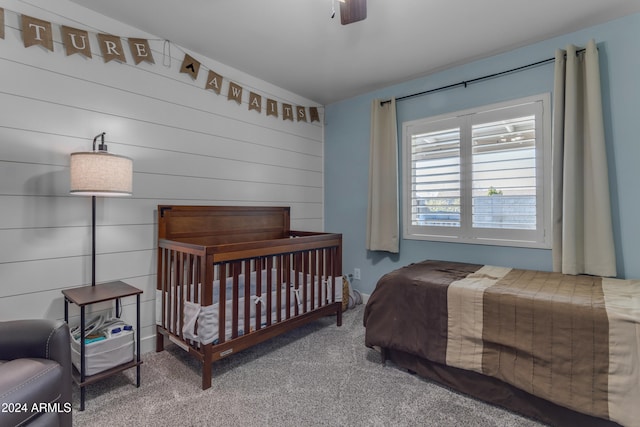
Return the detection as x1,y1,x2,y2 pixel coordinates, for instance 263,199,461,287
61,26,92,58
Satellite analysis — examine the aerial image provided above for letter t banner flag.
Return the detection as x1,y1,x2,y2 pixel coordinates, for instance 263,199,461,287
22,15,53,51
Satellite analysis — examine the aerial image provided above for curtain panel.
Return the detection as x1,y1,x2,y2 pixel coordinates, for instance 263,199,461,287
367,98,399,253
552,39,616,277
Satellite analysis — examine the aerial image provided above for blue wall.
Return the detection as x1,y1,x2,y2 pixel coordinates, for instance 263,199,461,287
325,13,640,294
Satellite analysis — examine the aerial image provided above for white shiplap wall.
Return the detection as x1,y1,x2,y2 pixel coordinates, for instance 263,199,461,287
0,0,325,353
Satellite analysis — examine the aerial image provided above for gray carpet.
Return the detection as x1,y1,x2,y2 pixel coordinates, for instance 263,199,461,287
72,305,546,427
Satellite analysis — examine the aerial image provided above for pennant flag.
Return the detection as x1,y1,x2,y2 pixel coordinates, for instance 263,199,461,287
228,82,243,104
205,70,223,94
97,33,126,63
180,54,200,79
5,8,318,126
296,106,307,122
282,103,294,121
128,38,154,64
249,92,262,113
61,26,91,58
309,107,320,123
22,15,53,51
266,99,278,118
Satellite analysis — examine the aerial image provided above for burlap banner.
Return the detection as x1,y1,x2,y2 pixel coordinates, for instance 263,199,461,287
267,99,279,118
128,38,154,64
7,8,322,125
61,26,91,58
227,82,243,104
180,54,200,79
1,8,5,40
22,15,53,51
282,103,294,121
97,33,126,63
296,106,307,122
310,107,320,122
249,92,262,113
205,70,223,94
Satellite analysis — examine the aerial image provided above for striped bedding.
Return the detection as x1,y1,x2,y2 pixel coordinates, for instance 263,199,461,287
363,260,640,427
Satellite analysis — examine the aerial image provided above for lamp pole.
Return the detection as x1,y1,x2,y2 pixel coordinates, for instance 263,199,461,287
90,132,105,287
92,194,96,286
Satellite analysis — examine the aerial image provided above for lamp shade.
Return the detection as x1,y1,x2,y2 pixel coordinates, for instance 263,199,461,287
70,151,133,196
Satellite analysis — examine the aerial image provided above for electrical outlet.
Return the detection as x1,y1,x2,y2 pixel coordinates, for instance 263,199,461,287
353,268,361,280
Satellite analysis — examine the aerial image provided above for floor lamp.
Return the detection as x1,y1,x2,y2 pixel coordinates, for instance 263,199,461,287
69,132,133,287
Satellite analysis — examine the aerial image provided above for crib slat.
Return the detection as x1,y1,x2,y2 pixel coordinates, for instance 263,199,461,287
218,264,227,344
302,252,308,314
284,254,291,320
161,247,168,329
333,248,337,302
276,255,282,323
178,252,185,338
310,249,317,310
231,262,240,339
255,257,262,332
172,250,179,336
266,256,273,326
318,250,327,307
244,259,251,336
292,253,298,317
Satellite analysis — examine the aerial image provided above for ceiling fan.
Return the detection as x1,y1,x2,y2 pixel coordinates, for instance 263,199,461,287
334,0,367,25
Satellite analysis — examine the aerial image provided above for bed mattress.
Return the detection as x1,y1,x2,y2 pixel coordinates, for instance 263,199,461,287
363,260,640,427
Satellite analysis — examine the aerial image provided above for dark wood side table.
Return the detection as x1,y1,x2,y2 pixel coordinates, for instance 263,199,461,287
62,281,143,411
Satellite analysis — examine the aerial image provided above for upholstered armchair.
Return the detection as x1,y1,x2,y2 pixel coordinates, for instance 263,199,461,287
0,319,72,427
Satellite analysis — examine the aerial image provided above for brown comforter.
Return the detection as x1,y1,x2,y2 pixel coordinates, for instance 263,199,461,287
364,260,640,427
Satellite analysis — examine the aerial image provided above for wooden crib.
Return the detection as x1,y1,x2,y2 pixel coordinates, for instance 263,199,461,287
155,205,343,390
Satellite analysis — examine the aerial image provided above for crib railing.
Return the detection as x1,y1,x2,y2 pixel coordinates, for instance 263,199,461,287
156,232,342,387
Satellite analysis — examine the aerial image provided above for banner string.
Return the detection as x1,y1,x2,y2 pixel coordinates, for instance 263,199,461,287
1,6,323,123
162,39,171,68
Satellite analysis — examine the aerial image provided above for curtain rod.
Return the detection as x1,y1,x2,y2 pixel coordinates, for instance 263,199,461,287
381,48,586,106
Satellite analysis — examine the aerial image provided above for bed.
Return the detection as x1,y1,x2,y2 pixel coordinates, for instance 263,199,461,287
155,205,343,389
364,260,640,427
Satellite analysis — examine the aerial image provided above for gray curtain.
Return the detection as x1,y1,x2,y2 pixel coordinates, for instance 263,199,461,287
366,98,399,253
552,40,616,276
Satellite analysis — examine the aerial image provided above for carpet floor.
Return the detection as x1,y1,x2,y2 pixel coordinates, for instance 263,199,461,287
72,305,546,426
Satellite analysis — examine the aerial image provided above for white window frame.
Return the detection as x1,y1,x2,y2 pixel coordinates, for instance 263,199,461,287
402,94,551,249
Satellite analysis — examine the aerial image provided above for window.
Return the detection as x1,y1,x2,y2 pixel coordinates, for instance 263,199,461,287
402,94,551,248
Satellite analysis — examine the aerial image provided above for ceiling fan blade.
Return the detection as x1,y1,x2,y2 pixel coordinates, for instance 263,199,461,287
340,0,367,25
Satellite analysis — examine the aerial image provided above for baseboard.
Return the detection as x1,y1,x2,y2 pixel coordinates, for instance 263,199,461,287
140,333,156,354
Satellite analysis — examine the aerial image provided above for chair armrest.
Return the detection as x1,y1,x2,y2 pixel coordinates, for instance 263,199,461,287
0,319,70,367
0,320,72,427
